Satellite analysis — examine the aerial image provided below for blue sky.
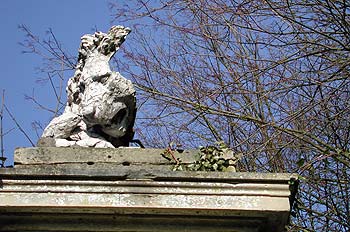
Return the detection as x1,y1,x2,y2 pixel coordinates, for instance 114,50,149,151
0,0,120,165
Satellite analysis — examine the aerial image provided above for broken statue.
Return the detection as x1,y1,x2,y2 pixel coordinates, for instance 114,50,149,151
39,25,136,148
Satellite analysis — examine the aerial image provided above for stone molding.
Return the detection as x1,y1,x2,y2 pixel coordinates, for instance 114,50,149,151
0,147,298,232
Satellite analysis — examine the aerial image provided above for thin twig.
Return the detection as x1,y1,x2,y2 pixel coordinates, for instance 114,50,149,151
166,147,179,165
25,89,56,114
0,90,5,167
55,56,64,116
4,104,35,146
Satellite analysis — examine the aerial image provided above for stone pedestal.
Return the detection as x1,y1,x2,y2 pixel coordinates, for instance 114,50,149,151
0,147,298,232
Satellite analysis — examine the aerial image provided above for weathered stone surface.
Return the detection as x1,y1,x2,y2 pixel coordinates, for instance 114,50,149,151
40,25,136,148
10,147,297,182
14,147,198,165
0,214,266,232
0,168,297,232
0,147,298,231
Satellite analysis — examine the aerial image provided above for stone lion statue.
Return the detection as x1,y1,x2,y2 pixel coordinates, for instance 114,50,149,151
38,26,136,148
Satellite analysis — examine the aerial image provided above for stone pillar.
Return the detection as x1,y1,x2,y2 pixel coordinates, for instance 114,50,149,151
0,147,298,232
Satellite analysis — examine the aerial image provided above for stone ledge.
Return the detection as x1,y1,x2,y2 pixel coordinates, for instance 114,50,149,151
0,147,298,232
14,147,197,165
0,213,274,232
0,163,298,184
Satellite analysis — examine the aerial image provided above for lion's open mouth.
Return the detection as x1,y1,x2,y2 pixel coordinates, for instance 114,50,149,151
111,108,127,126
